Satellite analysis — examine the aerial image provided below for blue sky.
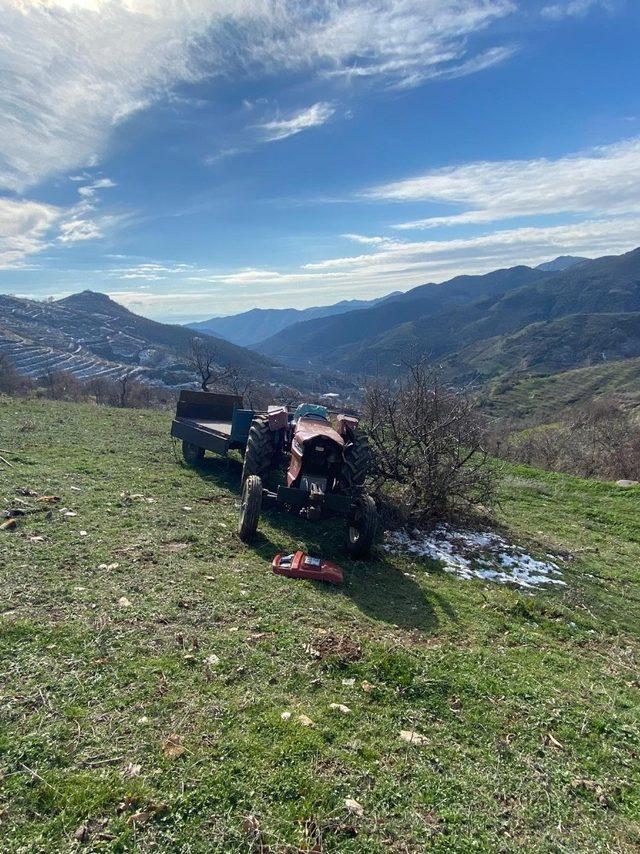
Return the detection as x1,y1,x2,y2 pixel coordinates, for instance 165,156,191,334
0,0,639,322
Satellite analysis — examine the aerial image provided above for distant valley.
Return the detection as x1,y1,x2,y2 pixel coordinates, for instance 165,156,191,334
186,293,399,347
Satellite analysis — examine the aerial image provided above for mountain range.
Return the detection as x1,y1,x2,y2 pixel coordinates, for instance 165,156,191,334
3,251,640,409
186,293,400,347
252,250,640,385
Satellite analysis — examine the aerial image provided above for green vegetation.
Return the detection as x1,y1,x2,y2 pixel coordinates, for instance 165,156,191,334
1,398,639,852
484,356,640,421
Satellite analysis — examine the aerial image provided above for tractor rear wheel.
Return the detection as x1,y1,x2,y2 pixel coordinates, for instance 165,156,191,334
345,493,377,558
238,475,262,542
338,431,371,496
241,416,275,485
182,440,204,466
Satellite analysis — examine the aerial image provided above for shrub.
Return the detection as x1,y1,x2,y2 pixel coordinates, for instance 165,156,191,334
362,360,496,528
0,353,33,395
491,398,640,480
39,370,85,402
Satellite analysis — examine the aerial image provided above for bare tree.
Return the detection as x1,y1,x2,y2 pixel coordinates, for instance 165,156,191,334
362,359,496,527
41,370,84,402
0,353,33,395
186,338,226,392
86,376,118,406
117,373,133,408
221,362,273,407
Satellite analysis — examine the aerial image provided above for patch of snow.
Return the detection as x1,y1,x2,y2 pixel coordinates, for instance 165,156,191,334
384,526,565,589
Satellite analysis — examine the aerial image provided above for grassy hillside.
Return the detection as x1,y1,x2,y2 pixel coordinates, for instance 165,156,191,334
456,312,640,385
1,399,639,851
483,357,640,421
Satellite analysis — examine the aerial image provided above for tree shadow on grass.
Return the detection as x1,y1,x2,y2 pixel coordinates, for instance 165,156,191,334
189,456,455,633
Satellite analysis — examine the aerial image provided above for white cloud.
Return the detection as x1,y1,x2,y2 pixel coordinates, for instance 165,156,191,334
0,198,61,267
56,174,119,243
359,138,640,229
111,262,196,280
58,219,104,243
0,0,516,191
258,103,336,142
0,171,120,262
541,0,615,19
387,44,517,91
304,218,640,275
342,233,399,246
186,268,346,286
77,177,117,199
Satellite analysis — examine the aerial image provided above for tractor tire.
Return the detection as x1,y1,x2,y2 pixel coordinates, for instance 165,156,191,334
345,493,377,559
338,431,372,496
182,440,204,466
238,475,262,543
241,416,275,485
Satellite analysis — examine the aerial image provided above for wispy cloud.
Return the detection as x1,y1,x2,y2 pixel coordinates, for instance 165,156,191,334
358,138,640,229
258,103,336,142
77,177,117,199
541,0,616,20
303,218,640,275
0,172,121,263
110,262,196,281
0,0,516,192
58,175,119,243
342,234,400,246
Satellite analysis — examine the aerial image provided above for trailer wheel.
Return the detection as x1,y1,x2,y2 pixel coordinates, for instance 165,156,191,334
241,416,275,485
182,440,204,466
346,494,377,558
338,431,372,496
238,475,262,542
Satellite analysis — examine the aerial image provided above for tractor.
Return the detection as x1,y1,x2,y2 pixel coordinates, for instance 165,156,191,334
238,403,377,557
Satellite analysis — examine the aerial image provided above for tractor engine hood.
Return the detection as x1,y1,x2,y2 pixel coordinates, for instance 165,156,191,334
294,418,345,448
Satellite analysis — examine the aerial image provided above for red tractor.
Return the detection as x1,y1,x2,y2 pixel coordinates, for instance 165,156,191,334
238,403,377,557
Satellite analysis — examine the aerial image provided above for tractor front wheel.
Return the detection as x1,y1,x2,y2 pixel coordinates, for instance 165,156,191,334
182,440,204,466
238,475,262,543
345,494,377,558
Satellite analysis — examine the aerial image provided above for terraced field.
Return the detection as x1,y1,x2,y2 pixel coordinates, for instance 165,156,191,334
0,294,211,388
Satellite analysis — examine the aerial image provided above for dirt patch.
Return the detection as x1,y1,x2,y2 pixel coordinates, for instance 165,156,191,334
307,632,362,662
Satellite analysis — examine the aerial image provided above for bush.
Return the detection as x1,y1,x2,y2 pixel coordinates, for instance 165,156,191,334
0,353,33,395
39,370,85,402
492,399,640,481
362,360,496,528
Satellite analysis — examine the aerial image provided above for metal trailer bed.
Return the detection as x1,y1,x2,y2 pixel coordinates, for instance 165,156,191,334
170,390,254,458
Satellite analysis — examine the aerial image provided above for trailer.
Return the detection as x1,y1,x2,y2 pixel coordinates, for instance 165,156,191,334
170,390,254,465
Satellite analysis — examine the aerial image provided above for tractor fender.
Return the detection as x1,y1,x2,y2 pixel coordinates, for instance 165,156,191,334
267,405,288,431
336,414,359,439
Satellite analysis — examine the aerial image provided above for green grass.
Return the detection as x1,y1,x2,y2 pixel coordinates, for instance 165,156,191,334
1,398,639,852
